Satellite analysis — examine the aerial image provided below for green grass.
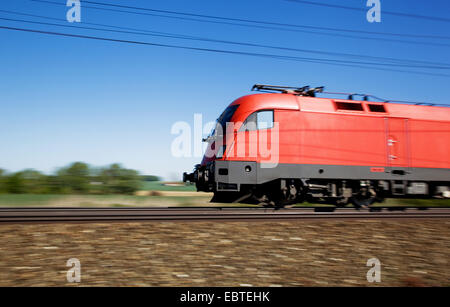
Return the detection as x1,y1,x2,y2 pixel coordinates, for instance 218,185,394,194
140,181,196,191
0,194,212,207
0,194,64,206
379,198,450,207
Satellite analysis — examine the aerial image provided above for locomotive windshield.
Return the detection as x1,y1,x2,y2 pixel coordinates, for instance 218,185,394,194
205,105,239,141
217,104,239,130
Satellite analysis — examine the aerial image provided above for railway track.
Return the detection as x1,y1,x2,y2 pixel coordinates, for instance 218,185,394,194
0,207,449,224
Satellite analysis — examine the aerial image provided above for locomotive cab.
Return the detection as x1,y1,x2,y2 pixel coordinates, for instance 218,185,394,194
183,87,299,205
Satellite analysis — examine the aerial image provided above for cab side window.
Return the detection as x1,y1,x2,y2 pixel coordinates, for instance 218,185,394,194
256,110,274,130
240,110,274,131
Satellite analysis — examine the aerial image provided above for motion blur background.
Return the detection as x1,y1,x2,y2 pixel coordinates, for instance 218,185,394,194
0,0,449,191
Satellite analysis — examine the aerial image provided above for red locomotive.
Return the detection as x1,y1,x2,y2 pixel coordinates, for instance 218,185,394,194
183,84,450,207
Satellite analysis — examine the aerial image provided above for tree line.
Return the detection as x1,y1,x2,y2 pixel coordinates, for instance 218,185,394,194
0,162,159,195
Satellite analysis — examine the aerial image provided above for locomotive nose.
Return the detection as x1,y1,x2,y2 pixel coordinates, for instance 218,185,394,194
183,164,201,183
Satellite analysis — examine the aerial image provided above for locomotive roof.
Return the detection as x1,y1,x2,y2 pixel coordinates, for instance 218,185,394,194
229,93,450,122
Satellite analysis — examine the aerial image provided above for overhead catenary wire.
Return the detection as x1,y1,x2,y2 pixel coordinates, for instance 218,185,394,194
0,18,447,70
30,0,450,48
1,10,449,69
39,0,450,40
1,24,450,78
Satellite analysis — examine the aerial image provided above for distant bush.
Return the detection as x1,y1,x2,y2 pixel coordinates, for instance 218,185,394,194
14,169,48,194
0,169,5,193
0,162,148,195
100,163,141,194
5,172,27,194
57,162,90,194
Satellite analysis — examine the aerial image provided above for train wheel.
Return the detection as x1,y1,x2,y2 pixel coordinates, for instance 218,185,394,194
351,187,377,208
252,180,301,208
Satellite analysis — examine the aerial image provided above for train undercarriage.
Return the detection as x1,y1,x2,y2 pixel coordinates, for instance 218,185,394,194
210,179,450,208
183,163,450,208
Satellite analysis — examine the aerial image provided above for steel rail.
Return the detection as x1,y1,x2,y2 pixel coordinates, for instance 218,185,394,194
0,207,448,224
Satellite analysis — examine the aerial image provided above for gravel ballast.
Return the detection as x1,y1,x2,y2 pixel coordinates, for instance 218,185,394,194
0,219,448,286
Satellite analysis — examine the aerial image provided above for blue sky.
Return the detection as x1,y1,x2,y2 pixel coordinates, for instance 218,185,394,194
0,0,449,179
